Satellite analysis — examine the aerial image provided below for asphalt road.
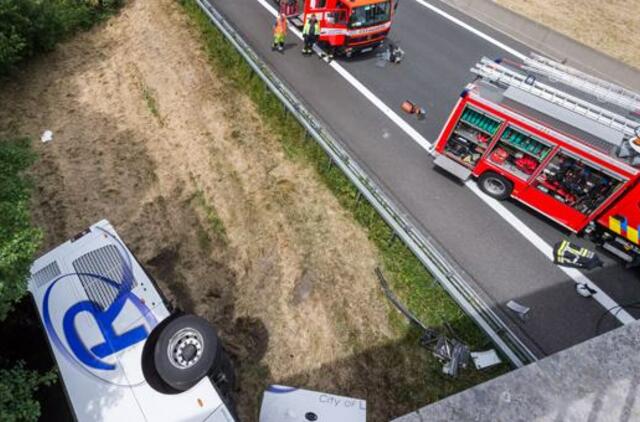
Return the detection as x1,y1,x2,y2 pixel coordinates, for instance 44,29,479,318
208,0,640,357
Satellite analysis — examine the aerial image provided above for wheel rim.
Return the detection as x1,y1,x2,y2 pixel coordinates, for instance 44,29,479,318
167,328,204,369
484,177,506,196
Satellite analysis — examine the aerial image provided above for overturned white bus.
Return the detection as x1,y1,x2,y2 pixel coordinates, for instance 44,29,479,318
28,220,236,422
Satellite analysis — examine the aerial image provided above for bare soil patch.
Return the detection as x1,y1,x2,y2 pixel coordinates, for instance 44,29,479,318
496,0,640,70
0,0,466,420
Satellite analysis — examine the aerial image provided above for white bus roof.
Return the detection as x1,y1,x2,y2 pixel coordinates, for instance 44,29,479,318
28,220,233,422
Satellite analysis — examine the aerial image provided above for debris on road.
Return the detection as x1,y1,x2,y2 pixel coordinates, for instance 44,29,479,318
401,100,426,120
576,282,598,298
377,43,405,67
41,130,53,143
388,44,405,64
470,349,502,370
506,300,530,321
553,240,603,270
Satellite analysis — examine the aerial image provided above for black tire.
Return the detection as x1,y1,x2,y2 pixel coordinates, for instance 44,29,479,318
154,314,222,392
478,172,513,200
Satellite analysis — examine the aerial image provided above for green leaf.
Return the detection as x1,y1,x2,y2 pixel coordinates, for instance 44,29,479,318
0,138,41,322
0,362,57,422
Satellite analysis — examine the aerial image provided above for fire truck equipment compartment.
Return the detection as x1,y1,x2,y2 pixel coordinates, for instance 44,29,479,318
433,67,640,267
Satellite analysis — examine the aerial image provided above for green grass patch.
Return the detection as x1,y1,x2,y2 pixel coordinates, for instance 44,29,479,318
192,189,227,246
139,83,163,125
179,0,509,408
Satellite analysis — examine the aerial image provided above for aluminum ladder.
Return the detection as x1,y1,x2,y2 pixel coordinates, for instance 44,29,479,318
523,53,640,116
472,57,640,140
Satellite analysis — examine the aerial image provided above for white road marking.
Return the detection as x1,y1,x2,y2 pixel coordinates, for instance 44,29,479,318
466,182,636,324
254,0,633,324
256,0,433,152
413,0,526,60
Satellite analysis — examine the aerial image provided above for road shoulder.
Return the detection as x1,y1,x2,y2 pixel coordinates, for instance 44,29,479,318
437,0,640,91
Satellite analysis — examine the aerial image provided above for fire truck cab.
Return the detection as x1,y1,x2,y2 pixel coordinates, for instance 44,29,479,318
433,57,640,265
280,0,395,56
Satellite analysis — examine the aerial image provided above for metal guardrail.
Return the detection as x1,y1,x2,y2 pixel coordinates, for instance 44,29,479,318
195,0,538,367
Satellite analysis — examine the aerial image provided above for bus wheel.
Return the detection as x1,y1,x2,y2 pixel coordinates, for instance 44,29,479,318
154,314,222,392
479,172,513,200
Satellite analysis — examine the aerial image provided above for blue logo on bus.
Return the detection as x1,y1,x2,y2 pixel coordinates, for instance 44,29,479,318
42,229,158,380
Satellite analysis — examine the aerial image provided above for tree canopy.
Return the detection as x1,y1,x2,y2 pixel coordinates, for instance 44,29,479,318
0,137,41,322
0,0,122,75
0,362,56,422
0,138,47,422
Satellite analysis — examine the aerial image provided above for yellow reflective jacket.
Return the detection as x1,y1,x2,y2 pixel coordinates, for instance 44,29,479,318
303,19,320,37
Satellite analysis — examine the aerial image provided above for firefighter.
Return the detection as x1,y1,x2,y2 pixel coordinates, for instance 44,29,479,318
302,14,320,55
272,13,287,52
553,240,603,270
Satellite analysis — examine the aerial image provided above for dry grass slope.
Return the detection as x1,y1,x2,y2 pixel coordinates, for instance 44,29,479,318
0,0,503,419
497,0,640,70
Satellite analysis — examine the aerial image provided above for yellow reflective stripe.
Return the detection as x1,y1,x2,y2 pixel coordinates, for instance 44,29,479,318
609,216,622,235
628,227,639,244
557,241,568,255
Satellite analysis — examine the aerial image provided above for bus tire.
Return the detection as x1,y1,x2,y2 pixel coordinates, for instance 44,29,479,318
478,172,513,200
154,314,222,392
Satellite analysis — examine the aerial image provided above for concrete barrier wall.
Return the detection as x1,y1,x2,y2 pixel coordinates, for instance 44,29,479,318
393,320,640,421
444,0,640,92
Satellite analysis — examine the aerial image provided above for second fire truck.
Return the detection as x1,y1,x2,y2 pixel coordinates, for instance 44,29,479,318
432,55,640,266
280,0,396,56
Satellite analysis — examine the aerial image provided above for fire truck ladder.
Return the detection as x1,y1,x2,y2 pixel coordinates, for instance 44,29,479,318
523,53,640,116
472,57,640,141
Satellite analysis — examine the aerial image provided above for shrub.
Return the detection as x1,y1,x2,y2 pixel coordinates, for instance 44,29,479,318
0,138,41,321
0,138,49,421
0,362,56,422
0,0,122,75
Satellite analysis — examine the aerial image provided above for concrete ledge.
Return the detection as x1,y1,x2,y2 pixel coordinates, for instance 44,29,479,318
393,321,640,421
443,0,640,92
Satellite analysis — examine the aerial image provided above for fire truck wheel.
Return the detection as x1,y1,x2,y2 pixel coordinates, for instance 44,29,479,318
154,314,222,392
479,172,513,200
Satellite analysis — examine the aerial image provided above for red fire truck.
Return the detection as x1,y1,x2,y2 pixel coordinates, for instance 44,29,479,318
432,57,640,265
278,0,396,56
